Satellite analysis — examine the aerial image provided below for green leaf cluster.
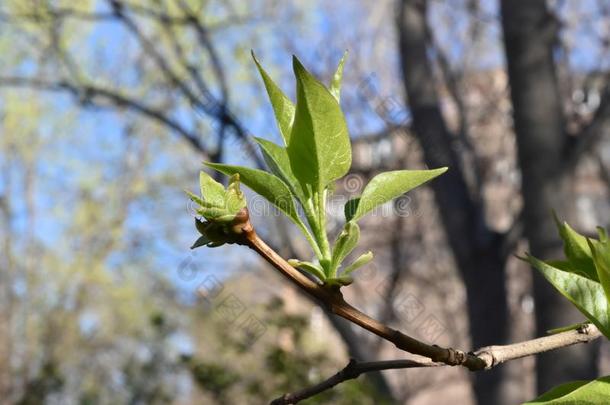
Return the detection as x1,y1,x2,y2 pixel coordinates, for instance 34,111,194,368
524,219,610,339
523,219,610,403
190,52,446,286
186,172,247,248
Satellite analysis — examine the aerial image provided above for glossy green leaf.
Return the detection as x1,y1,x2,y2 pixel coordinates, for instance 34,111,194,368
199,170,226,206
253,137,304,201
252,51,295,144
288,56,351,195
555,218,598,281
523,375,610,404
329,51,347,102
525,254,610,339
341,251,374,276
330,221,360,274
345,168,447,222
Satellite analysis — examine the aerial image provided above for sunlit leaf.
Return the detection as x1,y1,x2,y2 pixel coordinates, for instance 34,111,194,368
288,56,351,195
555,217,598,281
345,168,447,222
252,51,295,145
341,251,374,276
523,375,610,404
331,221,360,274
525,254,610,339
205,162,306,231
329,50,347,102
253,136,304,201
199,170,226,206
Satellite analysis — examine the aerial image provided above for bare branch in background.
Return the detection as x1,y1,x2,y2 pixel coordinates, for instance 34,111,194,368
270,359,443,405
0,76,208,155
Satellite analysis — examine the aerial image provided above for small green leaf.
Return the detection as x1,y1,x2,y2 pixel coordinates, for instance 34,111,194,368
341,251,374,276
555,217,598,281
252,51,295,144
197,206,235,221
288,56,351,195
288,259,326,281
329,51,347,102
191,235,211,249
199,171,226,206
185,190,207,208
205,162,301,223
224,174,247,213
523,375,610,404
345,168,447,222
525,254,610,339
330,221,360,275
324,275,354,287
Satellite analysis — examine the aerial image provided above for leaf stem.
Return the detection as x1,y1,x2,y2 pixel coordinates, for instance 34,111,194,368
297,222,323,259
302,194,330,264
317,188,332,263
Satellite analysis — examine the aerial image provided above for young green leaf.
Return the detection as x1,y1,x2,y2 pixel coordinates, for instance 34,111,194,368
288,259,326,281
185,190,207,208
330,221,360,275
523,376,610,404
205,162,301,224
324,275,354,287
253,137,304,201
341,251,374,276
199,170,226,206
329,51,347,102
344,168,447,222
288,56,351,195
555,217,598,281
191,235,211,249
224,174,247,213
252,51,295,145
525,254,610,339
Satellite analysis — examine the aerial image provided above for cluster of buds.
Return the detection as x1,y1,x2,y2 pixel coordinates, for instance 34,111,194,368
186,172,250,249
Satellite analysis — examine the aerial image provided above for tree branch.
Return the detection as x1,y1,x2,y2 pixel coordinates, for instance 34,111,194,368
270,324,601,404
0,76,208,155
473,323,601,368
269,359,442,405
229,209,603,404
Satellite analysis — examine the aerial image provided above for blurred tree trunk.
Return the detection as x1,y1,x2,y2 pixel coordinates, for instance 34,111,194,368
500,0,599,393
396,1,512,404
